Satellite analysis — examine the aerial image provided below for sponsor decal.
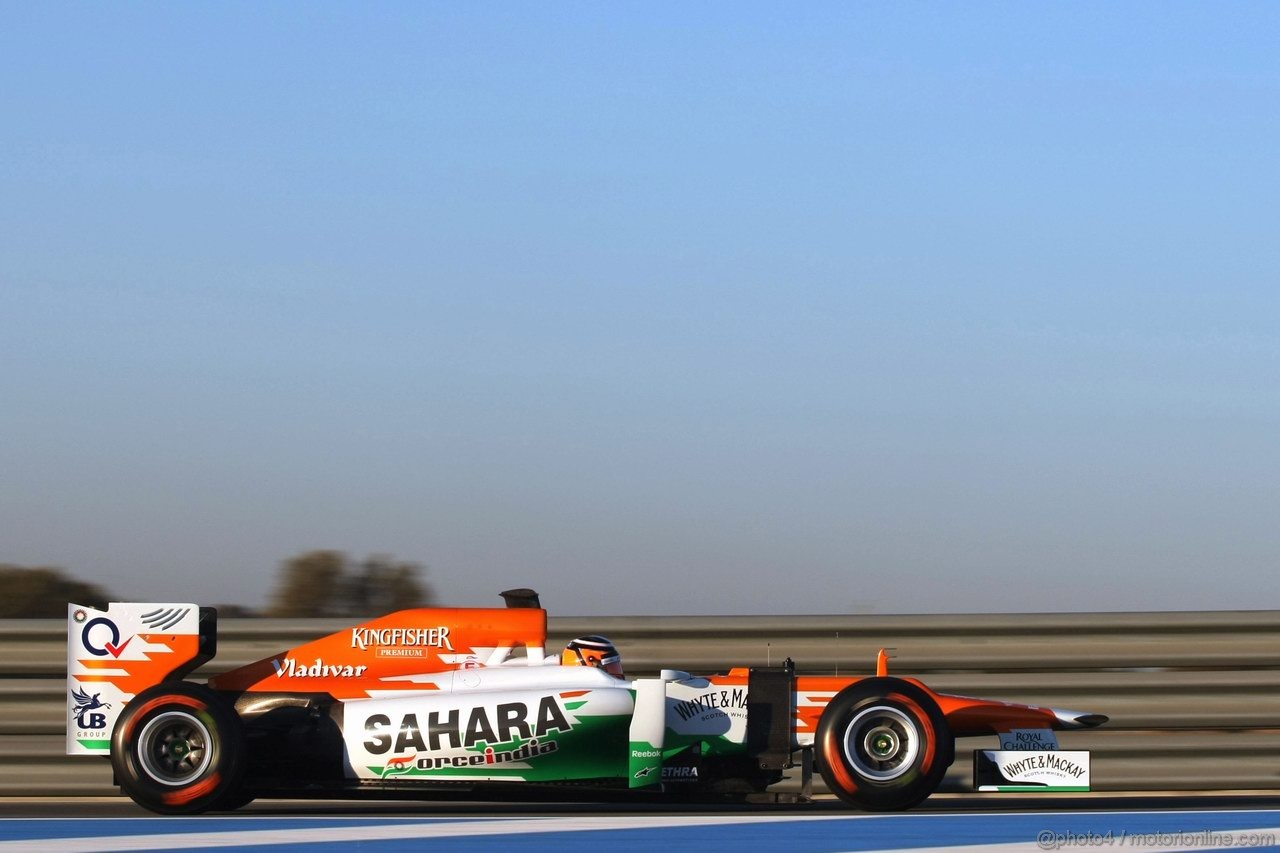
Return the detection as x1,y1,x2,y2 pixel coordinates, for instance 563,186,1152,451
80,617,133,658
381,753,418,778
974,750,1091,792
1001,753,1087,779
363,698,572,755
375,738,562,777
997,728,1060,751
662,765,699,781
350,626,454,658
71,686,111,717
422,738,558,770
627,736,663,789
70,686,112,730
672,687,747,722
272,657,368,678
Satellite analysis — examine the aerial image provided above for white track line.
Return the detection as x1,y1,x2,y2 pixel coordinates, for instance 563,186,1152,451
4,814,1278,853
838,826,1280,853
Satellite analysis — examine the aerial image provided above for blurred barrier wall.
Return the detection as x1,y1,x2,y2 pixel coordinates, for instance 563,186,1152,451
5,611,1278,795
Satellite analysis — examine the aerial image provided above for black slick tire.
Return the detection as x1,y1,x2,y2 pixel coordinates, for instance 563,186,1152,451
815,677,953,811
110,682,245,815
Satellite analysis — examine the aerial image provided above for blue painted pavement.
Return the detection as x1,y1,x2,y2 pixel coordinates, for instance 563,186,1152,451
0,810,1277,852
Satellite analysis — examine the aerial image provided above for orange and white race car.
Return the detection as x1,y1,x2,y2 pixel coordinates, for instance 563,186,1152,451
67,589,1106,814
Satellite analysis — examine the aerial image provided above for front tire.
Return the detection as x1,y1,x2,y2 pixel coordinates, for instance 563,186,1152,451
815,677,953,811
110,682,245,815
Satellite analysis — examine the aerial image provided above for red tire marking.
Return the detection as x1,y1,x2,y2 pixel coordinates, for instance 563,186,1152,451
824,692,939,796
888,692,937,773
161,772,222,806
821,727,859,795
120,695,207,742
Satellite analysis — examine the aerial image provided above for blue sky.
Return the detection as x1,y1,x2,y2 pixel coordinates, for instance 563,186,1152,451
2,3,1277,614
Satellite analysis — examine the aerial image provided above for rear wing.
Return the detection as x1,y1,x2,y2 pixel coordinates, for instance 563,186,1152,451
66,602,216,755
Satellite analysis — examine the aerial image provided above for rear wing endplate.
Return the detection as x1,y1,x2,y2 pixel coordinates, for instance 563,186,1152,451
66,602,216,755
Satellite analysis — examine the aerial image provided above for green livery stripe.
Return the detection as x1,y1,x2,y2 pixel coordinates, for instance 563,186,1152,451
564,701,587,711
628,739,662,789
663,730,747,758
77,739,110,751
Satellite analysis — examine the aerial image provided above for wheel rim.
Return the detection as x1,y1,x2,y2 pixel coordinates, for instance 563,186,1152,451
137,710,213,786
841,704,920,781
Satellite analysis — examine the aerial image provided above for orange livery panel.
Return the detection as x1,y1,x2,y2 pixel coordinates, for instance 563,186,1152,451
210,607,547,699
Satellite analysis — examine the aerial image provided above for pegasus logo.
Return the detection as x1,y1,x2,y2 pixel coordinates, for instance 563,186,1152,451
71,686,111,717
71,686,112,730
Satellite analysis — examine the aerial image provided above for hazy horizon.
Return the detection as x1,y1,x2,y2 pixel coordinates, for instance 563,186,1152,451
3,4,1277,616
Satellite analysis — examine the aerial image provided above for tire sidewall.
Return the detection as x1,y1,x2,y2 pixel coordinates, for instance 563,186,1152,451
110,682,244,815
816,677,952,811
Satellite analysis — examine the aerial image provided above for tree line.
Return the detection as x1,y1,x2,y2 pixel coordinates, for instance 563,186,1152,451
0,551,433,618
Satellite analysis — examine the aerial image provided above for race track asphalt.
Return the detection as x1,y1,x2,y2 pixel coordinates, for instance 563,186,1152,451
3,795,1280,852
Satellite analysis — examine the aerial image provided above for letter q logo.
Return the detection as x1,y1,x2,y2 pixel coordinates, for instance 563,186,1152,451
81,617,132,658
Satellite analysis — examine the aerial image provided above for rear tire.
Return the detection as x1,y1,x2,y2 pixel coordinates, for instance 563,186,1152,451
815,677,952,811
110,682,245,815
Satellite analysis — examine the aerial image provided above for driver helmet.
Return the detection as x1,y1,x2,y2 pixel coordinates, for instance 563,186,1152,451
562,635,623,678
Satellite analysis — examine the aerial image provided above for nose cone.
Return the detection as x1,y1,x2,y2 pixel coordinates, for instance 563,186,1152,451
1053,708,1109,728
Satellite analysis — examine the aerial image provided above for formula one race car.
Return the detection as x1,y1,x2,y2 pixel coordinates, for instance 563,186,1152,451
67,590,1107,814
